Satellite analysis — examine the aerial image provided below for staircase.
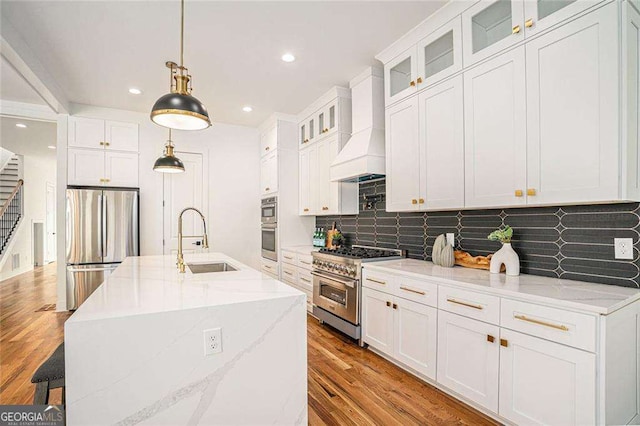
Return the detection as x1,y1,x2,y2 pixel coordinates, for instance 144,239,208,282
0,157,24,257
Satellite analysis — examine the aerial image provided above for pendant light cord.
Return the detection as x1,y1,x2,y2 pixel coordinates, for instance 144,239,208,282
180,0,184,68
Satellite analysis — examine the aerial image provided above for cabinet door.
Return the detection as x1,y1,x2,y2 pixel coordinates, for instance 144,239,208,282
385,97,421,211
316,136,341,215
393,297,437,380
319,100,338,137
299,121,307,146
261,124,277,156
419,76,464,210
525,2,618,205
261,151,278,195
384,47,418,106
104,151,138,187
362,287,394,356
68,148,105,186
462,0,525,66
299,146,317,215
437,310,500,412
523,0,602,36
69,117,105,150
105,121,138,152
499,329,596,425
416,16,462,89
464,47,527,208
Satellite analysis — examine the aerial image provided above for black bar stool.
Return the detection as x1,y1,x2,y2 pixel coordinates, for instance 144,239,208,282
31,343,65,404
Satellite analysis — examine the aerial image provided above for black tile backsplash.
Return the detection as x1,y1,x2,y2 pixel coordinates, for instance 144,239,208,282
316,179,640,288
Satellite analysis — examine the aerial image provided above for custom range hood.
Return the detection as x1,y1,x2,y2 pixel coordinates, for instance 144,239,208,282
330,67,385,183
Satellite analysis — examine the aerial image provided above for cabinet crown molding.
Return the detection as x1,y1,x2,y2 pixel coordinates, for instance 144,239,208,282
297,86,350,122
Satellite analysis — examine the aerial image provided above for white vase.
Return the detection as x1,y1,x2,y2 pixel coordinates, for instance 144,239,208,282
490,243,520,276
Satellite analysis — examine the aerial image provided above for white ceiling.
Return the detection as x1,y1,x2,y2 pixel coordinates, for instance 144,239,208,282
0,1,446,127
0,116,57,159
0,57,47,105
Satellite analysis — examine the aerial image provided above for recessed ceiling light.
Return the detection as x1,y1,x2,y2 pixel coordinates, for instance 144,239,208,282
47,145,56,150
128,88,142,95
281,53,295,63
242,106,253,112
15,123,27,128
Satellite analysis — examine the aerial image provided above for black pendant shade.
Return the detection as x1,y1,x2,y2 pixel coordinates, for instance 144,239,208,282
151,91,211,131
154,130,185,173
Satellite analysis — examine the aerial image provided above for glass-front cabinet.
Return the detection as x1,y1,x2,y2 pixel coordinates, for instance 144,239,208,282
318,100,338,138
299,116,316,146
384,47,418,106
462,0,525,66
417,15,462,89
523,0,600,36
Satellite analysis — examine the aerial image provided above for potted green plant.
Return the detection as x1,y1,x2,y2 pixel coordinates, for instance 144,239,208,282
331,231,344,248
487,225,519,276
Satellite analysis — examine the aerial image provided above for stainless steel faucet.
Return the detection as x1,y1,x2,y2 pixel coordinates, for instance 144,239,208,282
177,207,209,273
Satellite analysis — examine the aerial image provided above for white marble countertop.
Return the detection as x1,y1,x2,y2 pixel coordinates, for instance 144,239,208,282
281,245,320,256
364,259,640,315
67,253,303,323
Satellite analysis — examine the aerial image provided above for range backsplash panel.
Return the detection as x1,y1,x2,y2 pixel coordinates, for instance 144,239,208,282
316,179,640,288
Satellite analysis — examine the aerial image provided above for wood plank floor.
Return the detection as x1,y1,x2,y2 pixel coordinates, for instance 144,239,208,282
0,264,497,425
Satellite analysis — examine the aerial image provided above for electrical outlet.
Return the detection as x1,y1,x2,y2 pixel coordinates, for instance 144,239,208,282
614,238,634,260
446,233,455,247
203,328,222,356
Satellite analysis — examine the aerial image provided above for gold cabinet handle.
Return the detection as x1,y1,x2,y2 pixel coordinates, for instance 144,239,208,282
104,178,110,182
411,199,417,205
487,335,495,343
366,277,386,285
514,314,569,331
300,277,311,283
284,256,293,260
265,187,270,191
400,286,425,296
283,271,293,276
527,188,536,196
416,77,423,84
99,142,105,146
525,18,534,28
392,303,398,310
265,146,270,151
500,338,509,347
105,142,110,146
512,25,521,34
447,298,483,310
263,265,272,270
303,208,309,212
386,301,391,307
99,178,104,183
515,189,523,197
322,206,329,211
299,260,311,265
409,80,416,87
418,198,424,204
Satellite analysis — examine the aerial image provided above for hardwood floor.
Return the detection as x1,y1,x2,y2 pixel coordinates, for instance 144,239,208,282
0,263,70,405
0,264,496,424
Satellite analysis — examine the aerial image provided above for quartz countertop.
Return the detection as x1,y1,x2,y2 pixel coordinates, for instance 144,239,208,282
281,245,320,256
67,253,303,323
364,259,640,315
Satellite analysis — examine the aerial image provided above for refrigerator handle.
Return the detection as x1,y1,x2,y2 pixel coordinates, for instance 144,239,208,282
98,194,104,258
103,192,108,259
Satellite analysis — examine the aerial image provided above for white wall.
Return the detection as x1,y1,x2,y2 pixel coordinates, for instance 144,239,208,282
59,104,261,308
0,153,56,280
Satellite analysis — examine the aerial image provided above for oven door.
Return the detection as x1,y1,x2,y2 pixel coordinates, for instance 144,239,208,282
261,224,277,261
261,202,277,225
312,270,358,324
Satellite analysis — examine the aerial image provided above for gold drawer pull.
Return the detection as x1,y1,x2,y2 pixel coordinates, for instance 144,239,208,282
303,208,309,212
284,271,293,276
99,142,105,146
527,188,536,196
284,256,293,260
265,187,270,191
514,314,569,331
400,286,426,296
263,265,272,270
322,206,329,210
416,77,423,84
300,277,311,283
409,80,416,87
515,189,523,197
300,260,311,265
105,142,110,146
525,18,534,28
487,335,495,343
411,199,417,205
265,146,270,151
366,278,386,285
512,25,521,34
500,338,509,347
418,198,424,204
447,298,483,310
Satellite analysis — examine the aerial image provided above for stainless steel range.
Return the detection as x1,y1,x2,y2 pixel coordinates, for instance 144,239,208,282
312,245,404,344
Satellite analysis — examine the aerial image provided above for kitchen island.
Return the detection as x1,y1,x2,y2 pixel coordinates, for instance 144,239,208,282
64,253,307,425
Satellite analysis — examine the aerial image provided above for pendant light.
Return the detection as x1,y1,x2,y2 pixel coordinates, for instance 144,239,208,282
150,0,211,130
154,129,185,173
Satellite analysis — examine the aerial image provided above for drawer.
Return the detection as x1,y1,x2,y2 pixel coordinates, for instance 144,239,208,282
362,270,395,293
439,286,500,325
298,269,313,292
297,253,313,271
281,250,297,266
393,275,438,308
281,263,299,285
261,259,278,277
501,299,596,352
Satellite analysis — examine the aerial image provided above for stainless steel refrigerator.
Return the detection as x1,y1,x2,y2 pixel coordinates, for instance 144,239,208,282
66,187,139,309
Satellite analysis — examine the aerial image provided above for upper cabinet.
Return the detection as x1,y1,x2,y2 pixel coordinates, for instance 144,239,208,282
385,16,462,107
299,88,351,148
260,151,278,196
69,117,138,152
523,0,603,36
260,124,277,156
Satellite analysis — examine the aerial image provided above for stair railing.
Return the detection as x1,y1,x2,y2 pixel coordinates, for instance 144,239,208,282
0,179,24,255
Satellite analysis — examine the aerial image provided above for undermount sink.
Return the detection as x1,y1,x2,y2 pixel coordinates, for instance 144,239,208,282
187,262,237,274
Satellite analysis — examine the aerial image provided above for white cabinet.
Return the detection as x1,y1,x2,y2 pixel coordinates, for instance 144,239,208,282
499,329,596,425
68,148,105,186
260,124,277,156
437,310,500,412
69,117,138,152
299,135,357,216
523,0,603,36
260,151,278,195
462,0,525,66
525,2,619,204
105,151,139,187
464,47,527,208
385,97,421,211
385,47,418,106
362,287,394,356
